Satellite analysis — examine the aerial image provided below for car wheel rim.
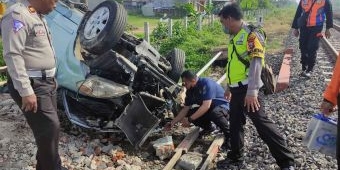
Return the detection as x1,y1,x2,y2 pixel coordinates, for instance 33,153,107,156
84,7,110,40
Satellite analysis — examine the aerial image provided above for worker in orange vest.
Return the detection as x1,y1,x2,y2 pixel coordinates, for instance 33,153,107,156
292,0,333,78
321,52,340,169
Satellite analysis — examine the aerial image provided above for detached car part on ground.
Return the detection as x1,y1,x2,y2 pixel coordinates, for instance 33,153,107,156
46,0,185,148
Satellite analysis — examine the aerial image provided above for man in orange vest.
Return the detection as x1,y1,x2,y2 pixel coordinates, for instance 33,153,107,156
292,0,333,78
321,52,340,169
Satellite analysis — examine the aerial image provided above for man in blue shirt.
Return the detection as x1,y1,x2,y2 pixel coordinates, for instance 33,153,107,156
165,70,230,144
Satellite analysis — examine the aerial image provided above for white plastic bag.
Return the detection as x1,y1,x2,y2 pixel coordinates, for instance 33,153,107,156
303,114,337,158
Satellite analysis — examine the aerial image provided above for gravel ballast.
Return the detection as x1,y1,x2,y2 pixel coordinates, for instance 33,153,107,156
0,32,338,170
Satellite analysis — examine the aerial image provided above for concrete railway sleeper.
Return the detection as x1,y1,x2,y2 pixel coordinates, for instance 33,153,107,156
163,128,225,170
162,52,228,170
162,24,340,169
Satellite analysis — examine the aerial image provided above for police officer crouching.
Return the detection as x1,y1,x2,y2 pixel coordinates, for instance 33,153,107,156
165,70,230,148
1,0,66,169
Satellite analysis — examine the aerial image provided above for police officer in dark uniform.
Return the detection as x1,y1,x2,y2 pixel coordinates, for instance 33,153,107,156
165,70,230,145
292,0,333,78
1,0,65,169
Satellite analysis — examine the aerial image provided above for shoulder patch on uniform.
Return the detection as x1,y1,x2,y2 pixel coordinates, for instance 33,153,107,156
248,32,257,41
247,33,256,50
13,19,25,33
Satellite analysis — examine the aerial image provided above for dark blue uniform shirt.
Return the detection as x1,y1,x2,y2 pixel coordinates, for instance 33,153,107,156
185,78,228,108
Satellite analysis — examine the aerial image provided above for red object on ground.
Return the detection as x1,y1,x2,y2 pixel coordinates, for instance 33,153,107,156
276,48,293,92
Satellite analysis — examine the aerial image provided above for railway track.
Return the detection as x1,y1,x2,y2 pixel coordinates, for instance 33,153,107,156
1,19,338,170
320,23,340,83
162,53,225,170
163,23,340,170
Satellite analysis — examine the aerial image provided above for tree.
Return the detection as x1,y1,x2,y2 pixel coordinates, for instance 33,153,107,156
182,3,199,17
240,0,259,10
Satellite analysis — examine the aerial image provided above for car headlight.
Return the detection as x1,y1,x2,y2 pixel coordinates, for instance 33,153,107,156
76,75,130,98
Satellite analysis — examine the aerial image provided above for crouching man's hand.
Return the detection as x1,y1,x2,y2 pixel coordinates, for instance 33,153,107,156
224,91,231,101
181,118,191,127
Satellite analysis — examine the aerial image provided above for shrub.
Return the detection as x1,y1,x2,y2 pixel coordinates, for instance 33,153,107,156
0,42,4,67
151,18,227,71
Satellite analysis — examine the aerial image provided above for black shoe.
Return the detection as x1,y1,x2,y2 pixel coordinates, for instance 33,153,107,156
217,158,245,169
281,166,295,170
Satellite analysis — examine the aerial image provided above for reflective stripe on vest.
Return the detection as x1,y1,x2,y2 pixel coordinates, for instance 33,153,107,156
301,0,326,27
226,27,251,85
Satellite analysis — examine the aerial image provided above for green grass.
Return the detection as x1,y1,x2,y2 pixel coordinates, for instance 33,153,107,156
0,7,296,75
149,5,297,72
127,14,181,36
127,14,161,29
262,6,296,53
0,41,6,82
0,74,6,82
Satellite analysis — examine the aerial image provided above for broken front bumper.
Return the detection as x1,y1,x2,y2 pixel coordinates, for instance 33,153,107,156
62,89,166,148
115,93,166,148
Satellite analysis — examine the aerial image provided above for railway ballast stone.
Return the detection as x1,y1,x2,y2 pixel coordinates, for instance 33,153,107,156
151,136,175,160
176,152,203,170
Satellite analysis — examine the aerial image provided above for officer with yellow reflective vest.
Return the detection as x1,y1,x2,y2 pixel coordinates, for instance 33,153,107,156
217,4,295,170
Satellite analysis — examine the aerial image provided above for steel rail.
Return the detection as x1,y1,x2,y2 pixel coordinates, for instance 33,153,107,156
196,52,223,77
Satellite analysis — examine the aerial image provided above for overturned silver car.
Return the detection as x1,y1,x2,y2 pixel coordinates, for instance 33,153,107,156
46,0,185,148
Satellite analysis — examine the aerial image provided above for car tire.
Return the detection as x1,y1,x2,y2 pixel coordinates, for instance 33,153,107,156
166,48,186,83
79,0,127,55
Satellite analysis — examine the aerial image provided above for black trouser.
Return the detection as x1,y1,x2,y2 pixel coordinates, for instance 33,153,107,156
228,85,294,168
188,104,230,139
337,95,340,170
299,25,323,72
7,77,62,170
